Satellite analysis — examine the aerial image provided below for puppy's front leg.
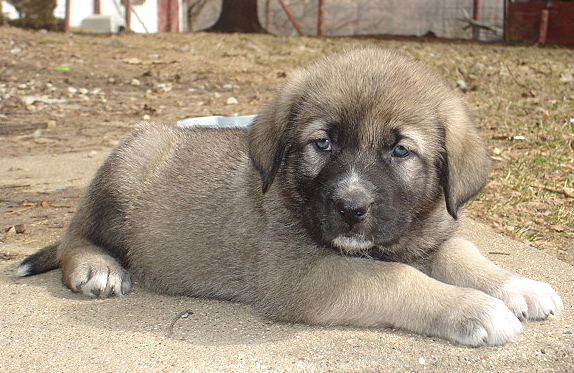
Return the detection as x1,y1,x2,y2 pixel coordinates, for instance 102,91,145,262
255,256,522,346
427,237,563,321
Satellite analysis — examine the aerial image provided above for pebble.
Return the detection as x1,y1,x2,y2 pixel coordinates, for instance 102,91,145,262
455,79,468,93
4,226,16,237
226,97,239,105
154,83,172,93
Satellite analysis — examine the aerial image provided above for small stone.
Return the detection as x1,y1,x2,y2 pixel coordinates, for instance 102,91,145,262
559,73,573,83
21,96,36,106
5,226,15,235
455,79,468,93
130,79,141,87
14,224,26,234
226,97,239,105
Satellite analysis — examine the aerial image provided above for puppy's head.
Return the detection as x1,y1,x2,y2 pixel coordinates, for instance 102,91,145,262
249,49,490,252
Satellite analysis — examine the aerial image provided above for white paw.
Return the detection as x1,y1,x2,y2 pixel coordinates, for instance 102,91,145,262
446,294,523,347
494,276,563,321
65,256,132,297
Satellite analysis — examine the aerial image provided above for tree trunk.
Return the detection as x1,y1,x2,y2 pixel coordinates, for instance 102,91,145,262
208,0,265,33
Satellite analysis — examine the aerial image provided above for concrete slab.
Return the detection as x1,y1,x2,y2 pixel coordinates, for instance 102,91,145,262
1,152,572,373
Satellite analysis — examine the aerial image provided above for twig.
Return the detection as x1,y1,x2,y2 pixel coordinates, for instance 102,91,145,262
1,201,69,215
501,61,529,89
2,206,37,215
166,309,194,337
543,186,574,198
533,183,574,198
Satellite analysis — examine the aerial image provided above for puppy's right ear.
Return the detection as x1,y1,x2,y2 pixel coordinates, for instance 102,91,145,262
438,100,491,220
249,82,303,194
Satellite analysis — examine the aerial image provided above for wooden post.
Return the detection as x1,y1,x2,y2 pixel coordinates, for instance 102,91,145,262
63,0,71,32
277,0,304,35
125,0,132,31
472,0,480,40
317,0,324,36
537,9,549,44
94,0,101,14
169,0,179,32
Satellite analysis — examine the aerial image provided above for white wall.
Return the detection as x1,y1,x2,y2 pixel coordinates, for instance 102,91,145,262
54,0,160,33
1,0,19,20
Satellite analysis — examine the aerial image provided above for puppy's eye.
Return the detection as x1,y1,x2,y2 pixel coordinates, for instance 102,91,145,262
315,138,332,151
392,145,410,158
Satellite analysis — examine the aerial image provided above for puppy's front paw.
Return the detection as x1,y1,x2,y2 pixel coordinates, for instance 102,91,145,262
438,290,522,347
494,276,563,321
62,255,132,298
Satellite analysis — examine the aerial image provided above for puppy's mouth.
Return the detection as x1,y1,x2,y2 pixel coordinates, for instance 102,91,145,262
330,233,374,252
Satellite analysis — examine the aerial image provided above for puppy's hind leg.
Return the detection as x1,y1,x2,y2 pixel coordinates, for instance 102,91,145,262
59,237,132,298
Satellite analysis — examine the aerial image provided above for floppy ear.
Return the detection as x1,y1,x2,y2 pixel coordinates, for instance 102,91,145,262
439,102,491,219
248,82,303,194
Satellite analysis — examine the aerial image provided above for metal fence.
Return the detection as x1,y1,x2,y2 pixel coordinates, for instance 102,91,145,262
260,0,503,40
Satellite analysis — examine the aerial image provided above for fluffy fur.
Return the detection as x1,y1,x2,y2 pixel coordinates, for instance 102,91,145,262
19,49,562,346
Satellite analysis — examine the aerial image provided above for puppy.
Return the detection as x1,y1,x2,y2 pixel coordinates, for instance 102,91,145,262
19,49,562,346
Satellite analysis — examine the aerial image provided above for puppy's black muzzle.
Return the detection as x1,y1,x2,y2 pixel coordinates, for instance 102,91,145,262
329,177,375,230
333,193,373,228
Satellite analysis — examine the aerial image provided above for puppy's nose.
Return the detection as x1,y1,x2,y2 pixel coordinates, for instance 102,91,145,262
335,198,371,227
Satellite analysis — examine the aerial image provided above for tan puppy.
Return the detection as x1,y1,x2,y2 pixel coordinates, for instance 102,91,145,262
19,49,562,346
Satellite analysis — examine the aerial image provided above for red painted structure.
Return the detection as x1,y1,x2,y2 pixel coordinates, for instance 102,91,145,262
505,0,574,44
158,0,179,32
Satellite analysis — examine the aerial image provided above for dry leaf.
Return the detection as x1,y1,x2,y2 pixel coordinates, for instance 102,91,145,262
551,224,569,233
123,57,142,65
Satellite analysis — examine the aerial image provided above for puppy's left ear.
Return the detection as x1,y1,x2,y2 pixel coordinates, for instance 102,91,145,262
249,80,303,194
440,101,491,219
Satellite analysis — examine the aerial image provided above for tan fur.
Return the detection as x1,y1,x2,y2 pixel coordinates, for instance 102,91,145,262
19,49,561,346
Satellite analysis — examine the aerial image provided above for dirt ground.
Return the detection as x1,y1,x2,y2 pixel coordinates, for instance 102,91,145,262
1,27,572,264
